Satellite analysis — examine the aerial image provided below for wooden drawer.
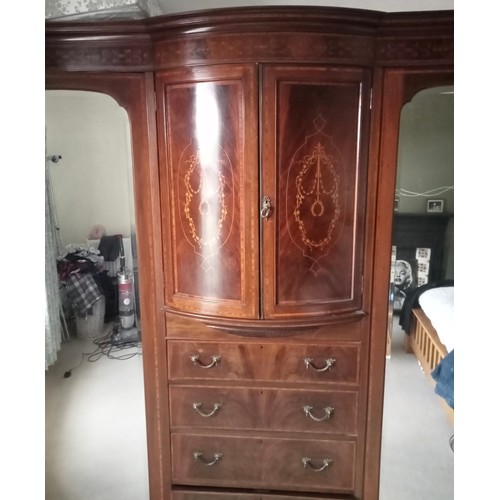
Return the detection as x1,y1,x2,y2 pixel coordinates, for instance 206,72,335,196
172,490,348,499
167,341,360,384
170,385,358,435
171,433,356,493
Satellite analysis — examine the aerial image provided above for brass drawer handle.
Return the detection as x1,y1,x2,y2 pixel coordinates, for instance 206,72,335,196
303,357,336,372
192,402,223,418
302,457,333,472
189,354,221,368
193,451,223,466
303,405,335,422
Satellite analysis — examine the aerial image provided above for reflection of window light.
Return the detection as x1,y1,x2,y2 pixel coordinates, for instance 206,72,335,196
195,83,220,170
195,83,221,241
194,82,222,289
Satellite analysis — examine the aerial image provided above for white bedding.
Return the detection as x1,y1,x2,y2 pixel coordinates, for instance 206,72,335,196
418,286,454,351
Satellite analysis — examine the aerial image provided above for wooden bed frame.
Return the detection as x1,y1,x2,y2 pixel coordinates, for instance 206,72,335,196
405,308,454,426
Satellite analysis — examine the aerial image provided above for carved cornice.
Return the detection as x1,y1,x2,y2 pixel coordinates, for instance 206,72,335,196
375,9,453,66
45,19,153,71
45,7,453,72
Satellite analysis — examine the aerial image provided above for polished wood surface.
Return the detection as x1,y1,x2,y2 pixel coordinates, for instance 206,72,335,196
167,340,360,384
156,64,259,319
172,492,345,500
171,433,356,493
165,311,364,342
172,492,341,500
158,62,370,320
170,385,358,435
261,65,371,318
45,7,454,500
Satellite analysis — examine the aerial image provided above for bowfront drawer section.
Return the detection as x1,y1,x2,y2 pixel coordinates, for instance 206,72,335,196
167,341,360,384
171,433,356,493
170,385,358,435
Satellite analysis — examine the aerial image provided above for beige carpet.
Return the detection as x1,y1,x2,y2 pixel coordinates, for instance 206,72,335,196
380,316,454,499
45,324,149,500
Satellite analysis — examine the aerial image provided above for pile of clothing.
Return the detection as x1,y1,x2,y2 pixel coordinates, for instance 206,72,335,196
57,244,117,322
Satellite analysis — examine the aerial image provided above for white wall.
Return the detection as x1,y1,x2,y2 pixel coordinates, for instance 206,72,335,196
395,86,454,215
45,90,135,249
394,85,454,279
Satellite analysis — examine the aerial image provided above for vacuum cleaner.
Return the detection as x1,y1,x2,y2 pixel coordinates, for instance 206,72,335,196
111,236,140,345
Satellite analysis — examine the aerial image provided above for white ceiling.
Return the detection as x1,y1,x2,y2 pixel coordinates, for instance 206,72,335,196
45,0,454,21
156,0,454,15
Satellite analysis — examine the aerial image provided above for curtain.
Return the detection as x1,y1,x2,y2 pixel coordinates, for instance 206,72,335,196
45,162,62,369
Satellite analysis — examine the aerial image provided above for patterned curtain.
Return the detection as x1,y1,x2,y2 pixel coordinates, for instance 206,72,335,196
45,161,62,369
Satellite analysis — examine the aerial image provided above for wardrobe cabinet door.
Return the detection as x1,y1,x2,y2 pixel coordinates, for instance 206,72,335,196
156,64,259,319
261,65,372,319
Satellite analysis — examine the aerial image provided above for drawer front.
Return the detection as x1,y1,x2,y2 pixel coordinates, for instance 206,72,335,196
170,385,358,435
172,491,346,499
173,492,261,500
168,341,360,384
171,433,356,493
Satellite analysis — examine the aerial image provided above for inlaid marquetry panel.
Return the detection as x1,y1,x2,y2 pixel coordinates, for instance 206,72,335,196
156,64,259,319
261,65,371,318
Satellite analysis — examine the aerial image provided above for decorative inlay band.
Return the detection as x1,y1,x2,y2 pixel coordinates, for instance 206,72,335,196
155,33,373,68
377,38,453,63
46,33,452,72
45,44,153,70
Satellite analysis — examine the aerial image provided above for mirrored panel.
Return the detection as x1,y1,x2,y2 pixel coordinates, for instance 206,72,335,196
45,90,149,500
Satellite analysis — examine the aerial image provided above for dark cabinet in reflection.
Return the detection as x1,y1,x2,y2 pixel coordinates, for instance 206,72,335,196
393,214,451,281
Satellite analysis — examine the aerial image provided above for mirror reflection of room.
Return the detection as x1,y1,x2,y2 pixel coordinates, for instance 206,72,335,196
45,90,149,500
380,85,454,500
392,85,454,310
46,90,141,346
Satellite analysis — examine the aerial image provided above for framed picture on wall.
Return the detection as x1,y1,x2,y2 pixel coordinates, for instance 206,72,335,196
427,199,444,213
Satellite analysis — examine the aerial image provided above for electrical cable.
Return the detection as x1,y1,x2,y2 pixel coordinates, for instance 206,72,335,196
63,328,141,378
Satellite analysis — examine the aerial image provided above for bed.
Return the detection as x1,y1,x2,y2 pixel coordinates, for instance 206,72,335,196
399,280,454,426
